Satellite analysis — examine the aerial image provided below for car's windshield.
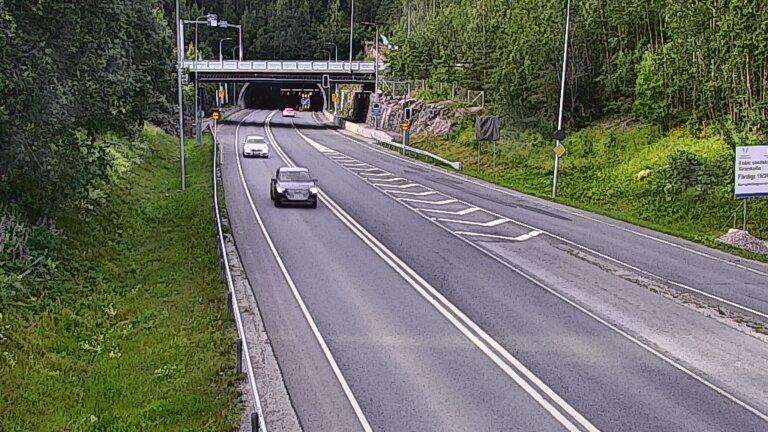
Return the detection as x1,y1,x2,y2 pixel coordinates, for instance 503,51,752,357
278,170,311,182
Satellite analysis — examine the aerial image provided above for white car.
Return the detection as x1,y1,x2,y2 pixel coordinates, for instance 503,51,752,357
282,108,295,118
242,135,269,158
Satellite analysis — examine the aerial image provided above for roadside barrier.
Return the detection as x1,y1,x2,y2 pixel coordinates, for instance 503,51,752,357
320,110,463,171
209,110,268,432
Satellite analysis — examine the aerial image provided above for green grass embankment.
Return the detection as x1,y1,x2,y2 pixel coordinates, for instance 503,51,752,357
0,125,240,431
411,120,767,260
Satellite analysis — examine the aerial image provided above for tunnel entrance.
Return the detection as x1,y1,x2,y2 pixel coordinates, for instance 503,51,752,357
242,82,324,111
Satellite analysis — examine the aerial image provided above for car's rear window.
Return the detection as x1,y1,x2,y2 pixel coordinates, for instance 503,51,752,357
278,171,311,182
246,137,265,144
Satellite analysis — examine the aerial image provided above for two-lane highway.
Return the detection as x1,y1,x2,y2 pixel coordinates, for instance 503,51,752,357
218,109,768,431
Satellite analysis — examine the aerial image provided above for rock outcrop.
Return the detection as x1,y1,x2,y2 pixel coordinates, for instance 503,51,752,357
366,96,482,137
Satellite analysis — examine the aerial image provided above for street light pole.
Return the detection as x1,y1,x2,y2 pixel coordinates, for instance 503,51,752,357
552,0,571,199
325,42,338,61
176,0,185,190
349,0,354,73
219,37,233,65
194,14,206,148
361,22,379,101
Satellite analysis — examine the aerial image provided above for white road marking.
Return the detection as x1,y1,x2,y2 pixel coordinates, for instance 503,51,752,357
308,112,768,424
385,190,437,196
457,230,543,242
237,111,373,432
419,207,481,216
438,217,509,227
350,167,382,172
342,162,370,167
379,183,420,189
325,118,768,279
370,177,406,182
291,122,335,153
280,114,599,431
400,198,458,205
359,171,392,177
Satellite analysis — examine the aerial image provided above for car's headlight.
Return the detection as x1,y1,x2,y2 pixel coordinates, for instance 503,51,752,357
276,186,285,193
309,187,318,194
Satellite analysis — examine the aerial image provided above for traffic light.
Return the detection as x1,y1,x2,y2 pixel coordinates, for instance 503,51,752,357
322,74,330,88
404,107,413,120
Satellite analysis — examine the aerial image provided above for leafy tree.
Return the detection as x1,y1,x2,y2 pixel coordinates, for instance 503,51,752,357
633,50,667,125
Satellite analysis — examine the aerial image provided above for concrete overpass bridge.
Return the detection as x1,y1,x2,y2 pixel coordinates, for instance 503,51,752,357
185,59,384,111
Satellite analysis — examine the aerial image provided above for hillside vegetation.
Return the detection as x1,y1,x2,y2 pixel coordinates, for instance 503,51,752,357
0,127,240,431
382,1,767,248
410,121,768,257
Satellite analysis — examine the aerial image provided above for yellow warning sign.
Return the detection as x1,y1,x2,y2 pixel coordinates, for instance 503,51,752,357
554,143,566,157
331,93,339,103
211,111,222,121
401,122,410,132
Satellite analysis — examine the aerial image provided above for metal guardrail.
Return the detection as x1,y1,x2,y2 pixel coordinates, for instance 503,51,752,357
210,112,268,432
185,60,383,73
322,111,463,171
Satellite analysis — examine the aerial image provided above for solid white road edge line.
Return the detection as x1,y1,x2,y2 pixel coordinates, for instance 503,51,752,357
235,110,373,432
274,113,599,432
300,112,768,425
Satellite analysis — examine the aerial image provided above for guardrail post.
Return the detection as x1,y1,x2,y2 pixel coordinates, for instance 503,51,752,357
227,291,233,320
251,412,260,432
236,338,243,374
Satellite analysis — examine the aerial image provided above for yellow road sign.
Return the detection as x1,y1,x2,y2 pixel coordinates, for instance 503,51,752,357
211,111,222,121
554,143,566,157
401,122,410,131
332,93,339,103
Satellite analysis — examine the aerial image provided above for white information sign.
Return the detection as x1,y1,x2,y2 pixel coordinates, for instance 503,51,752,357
735,145,768,198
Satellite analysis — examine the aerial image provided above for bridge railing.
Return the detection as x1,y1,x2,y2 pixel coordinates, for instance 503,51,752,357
184,60,382,73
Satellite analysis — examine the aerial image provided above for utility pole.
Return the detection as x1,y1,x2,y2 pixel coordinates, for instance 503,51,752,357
176,0,185,191
552,0,571,199
349,0,355,73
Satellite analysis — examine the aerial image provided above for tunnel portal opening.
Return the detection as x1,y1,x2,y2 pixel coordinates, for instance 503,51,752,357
242,82,324,111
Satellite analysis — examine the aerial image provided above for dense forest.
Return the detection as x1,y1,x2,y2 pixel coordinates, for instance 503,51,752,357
385,0,768,134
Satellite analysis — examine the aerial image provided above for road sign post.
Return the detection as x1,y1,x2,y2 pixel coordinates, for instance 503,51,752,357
372,102,382,129
552,0,571,199
475,116,501,171
401,121,410,155
734,145,768,231
211,110,222,140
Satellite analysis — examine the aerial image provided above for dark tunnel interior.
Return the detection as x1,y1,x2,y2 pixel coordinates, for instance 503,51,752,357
242,82,324,111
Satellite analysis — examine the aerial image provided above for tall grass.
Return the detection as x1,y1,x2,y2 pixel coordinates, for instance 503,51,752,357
0,125,240,431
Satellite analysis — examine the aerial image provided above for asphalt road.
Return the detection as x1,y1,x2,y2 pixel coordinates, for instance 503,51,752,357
218,109,768,431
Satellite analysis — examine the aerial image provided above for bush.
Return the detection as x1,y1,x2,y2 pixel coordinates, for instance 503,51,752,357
656,149,724,197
